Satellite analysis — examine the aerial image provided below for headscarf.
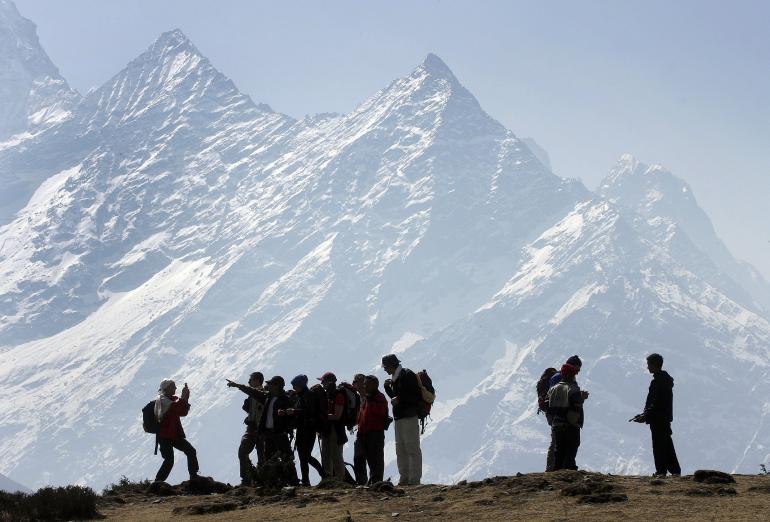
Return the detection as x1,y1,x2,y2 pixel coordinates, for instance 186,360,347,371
154,379,175,422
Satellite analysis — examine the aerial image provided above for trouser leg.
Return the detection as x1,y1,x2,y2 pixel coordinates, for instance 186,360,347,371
545,415,555,471
394,418,409,484
354,436,368,485
365,430,385,484
273,432,299,483
255,432,266,466
552,427,566,471
406,417,422,485
332,431,346,481
320,431,334,477
155,438,175,482
651,423,680,475
171,438,199,477
238,429,257,480
395,416,421,485
565,427,580,470
296,429,315,484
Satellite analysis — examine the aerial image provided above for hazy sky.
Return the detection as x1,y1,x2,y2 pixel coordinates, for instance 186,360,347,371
14,0,770,279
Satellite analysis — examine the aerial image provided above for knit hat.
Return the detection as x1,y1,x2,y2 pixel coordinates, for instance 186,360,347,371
560,363,577,380
566,355,582,368
291,374,308,387
318,372,337,383
158,379,175,393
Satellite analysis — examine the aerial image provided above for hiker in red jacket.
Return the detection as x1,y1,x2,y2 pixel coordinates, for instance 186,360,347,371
154,379,200,483
356,375,389,484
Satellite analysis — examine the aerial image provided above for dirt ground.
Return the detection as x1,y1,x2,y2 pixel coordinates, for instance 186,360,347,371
99,471,770,521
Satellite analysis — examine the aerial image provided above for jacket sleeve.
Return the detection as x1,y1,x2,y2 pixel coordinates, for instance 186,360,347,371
384,381,395,398
169,398,191,417
236,384,267,401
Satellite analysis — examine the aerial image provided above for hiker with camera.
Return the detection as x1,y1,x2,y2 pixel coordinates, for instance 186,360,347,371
630,353,681,477
153,380,200,483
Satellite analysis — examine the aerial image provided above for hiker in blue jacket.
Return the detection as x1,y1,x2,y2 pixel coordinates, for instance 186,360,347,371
548,355,583,388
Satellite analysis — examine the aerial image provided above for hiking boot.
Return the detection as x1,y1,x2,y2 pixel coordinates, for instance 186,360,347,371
652,472,666,478
240,478,252,487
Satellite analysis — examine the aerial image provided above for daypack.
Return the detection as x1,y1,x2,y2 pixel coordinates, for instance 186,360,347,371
416,369,436,433
536,367,558,414
142,400,160,434
309,384,329,430
337,382,361,430
142,400,160,455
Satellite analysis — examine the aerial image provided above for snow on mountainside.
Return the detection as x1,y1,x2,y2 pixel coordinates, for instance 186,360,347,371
599,154,770,317
1,3,769,490
0,0,77,141
0,24,585,488
0,0,80,223
401,199,770,480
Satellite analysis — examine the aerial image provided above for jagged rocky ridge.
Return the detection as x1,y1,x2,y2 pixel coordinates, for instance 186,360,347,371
0,0,768,489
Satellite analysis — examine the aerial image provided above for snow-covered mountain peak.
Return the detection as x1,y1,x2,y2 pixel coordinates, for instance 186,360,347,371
600,155,693,212
154,28,195,51
600,154,770,316
79,27,277,129
0,0,79,140
420,52,458,82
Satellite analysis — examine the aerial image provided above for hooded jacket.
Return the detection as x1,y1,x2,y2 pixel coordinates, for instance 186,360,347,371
644,370,674,424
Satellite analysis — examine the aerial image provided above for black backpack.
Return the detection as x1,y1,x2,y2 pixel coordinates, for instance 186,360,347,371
337,383,361,431
142,400,159,434
536,368,558,414
142,400,160,455
309,384,329,431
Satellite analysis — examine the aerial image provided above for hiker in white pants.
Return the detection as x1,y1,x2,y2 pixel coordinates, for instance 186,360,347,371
382,354,423,486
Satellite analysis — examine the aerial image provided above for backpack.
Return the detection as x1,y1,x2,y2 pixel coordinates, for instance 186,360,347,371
416,369,435,433
337,382,361,430
141,400,160,455
536,367,558,414
142,400,160,434
308,384,328,430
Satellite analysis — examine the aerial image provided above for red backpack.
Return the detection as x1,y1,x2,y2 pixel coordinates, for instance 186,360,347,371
536,367,558,414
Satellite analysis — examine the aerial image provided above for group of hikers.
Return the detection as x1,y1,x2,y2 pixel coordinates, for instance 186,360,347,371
144,350,681,488
538,353,681,477
144,354,434,487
